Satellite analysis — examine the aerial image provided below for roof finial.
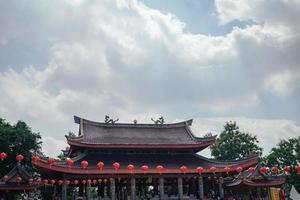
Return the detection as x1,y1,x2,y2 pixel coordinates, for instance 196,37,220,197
133,119,137,124
105,115,119,124
151,116,164,125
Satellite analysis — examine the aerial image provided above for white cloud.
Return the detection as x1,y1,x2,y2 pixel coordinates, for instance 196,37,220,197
215,0,300,32
264,70,300,96
0,0,299,157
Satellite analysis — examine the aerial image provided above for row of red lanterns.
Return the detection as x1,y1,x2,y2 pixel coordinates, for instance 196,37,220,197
2,176,112,186
0,152,24,162
3,153,300,174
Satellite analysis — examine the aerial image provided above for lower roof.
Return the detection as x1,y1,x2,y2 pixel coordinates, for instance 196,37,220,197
35,152,258,175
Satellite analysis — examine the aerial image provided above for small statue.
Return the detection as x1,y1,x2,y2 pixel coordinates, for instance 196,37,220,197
105,115,119,124
151,116,164,125
68,131,76,138
133,119,137,124
204,133,213,137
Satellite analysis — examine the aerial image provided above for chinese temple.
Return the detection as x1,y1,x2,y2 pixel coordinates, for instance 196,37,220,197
8,115,286,200
0,163,41,199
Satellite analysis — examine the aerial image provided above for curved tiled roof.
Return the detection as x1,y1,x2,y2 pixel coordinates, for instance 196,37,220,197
67,116,216,149
35,152,258,175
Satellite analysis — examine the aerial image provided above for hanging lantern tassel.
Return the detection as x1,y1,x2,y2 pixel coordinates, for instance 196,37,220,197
74,180,79,185
28,178,34,185
32,155,40,165
127,164,134,174
16,176,22,184
0,152,7,161
283,166,290,174
16,154,24,163
224,167,231,175
180,165,188,174
66,158,74,168
196,167,204,175
141,165,149,174
97,161,105,171
247,167,255,173
236,166,243,174
271,166,278,174
81,160,88,169
209,167,217,174
112,162,120,171
156,165,164,175
43,179,48,185
3,175,9,182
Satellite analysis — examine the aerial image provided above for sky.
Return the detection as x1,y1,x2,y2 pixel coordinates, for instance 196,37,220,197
0,0,299,157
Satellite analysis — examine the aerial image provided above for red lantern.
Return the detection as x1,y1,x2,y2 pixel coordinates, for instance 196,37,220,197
141,165,149,172
0,152,7,161
28,178,34,185
58,180,63,186
66,159,74,167
16,176,22,183
283,166,290,173
98,179,102,184
43,179,48,184
3,175,9,182
209,166,217,174
93,179,98,185
196,167,204,174
127,164,134,172
271,167,278,173
236,166,243,173
247,167,255,173
260,166,268,174
32,155,40,164
50,179,56,185
74,180,79,185
180,165,188,173
16,154,24,162
295,165,300,173
103,179,107,183
224,167,231,174
97,161,105,170
112,162,120,170
87,179,92,185
82,180,86,185
66,180,70,185
81,160,88,169
47,158,55,166
36,178,41,184
156,165,164,174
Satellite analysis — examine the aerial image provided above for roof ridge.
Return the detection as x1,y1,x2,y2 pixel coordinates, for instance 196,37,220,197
74,115,193,128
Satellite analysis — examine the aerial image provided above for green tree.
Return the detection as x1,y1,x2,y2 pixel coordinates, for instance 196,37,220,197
263,138,300,193
0,118,42,176
210,121,262,160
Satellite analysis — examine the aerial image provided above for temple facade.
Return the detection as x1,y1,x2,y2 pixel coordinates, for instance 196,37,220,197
31,116,284,200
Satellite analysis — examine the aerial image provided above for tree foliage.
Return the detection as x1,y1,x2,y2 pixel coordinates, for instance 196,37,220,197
0,118,42,176
263,138,300,193
210,121,262,160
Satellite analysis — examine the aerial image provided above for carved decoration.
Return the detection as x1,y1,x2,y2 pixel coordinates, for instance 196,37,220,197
151,117,164,125
105,115,119,124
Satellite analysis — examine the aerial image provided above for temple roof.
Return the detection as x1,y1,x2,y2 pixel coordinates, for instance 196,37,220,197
35,152,258,175
66,116,216,150
0,164,41,191
226,165,284,188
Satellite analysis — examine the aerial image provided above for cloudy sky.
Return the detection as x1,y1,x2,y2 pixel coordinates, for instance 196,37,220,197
0,0,299,157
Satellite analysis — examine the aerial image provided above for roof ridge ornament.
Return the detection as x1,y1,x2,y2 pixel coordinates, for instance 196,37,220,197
151,116,164,125
105,115,119,124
